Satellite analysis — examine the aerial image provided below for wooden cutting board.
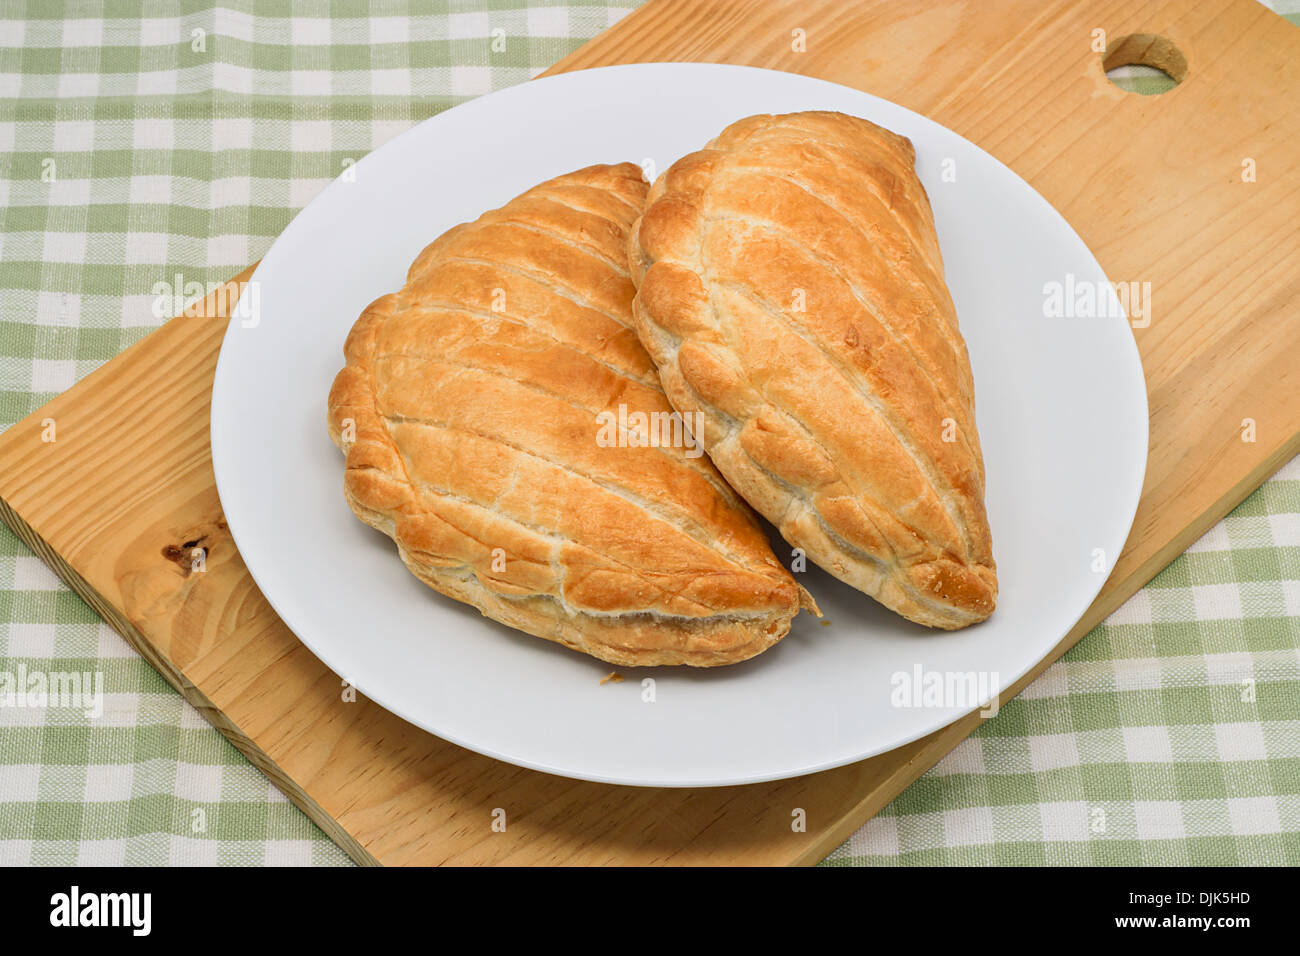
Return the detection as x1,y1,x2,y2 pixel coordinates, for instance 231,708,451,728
1,0,1297,865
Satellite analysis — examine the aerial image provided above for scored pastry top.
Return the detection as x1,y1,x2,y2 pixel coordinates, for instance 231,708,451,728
628,112,997,629
328,162,808,666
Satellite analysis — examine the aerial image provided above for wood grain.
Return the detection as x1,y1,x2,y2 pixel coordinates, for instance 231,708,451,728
1,0,1296,865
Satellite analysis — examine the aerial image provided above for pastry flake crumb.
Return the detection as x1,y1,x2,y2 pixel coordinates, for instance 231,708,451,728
599,672,624,685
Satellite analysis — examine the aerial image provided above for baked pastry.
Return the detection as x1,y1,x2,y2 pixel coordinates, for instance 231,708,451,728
328,163,811,666
627,113,996,629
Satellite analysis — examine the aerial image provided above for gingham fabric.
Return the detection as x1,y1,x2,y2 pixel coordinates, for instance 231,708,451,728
0,1,1296,868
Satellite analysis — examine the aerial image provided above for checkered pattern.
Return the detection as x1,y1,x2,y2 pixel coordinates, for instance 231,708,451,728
1,1,1297,867
1104,63,1180,97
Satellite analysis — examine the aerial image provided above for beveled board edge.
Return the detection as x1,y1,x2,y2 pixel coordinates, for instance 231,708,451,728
0,483,379,867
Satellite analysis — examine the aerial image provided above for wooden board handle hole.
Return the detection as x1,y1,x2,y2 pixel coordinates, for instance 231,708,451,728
1104,33,1187,94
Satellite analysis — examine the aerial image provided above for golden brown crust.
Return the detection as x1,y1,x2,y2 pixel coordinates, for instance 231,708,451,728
327,162,811,667
628,113,996,629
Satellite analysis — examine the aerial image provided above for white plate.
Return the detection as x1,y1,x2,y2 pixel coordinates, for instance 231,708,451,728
211,63,1147,787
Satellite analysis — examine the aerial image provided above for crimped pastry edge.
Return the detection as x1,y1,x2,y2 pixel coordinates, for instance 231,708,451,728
334,459,800,666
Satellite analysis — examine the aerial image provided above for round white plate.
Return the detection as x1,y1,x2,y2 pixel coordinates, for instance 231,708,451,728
211,63,1147,787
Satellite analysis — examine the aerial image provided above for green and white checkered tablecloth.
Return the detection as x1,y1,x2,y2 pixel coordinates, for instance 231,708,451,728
1,1,1297,867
